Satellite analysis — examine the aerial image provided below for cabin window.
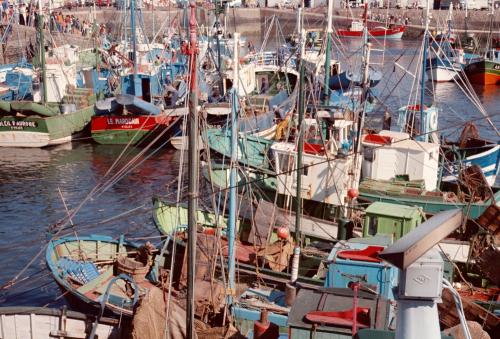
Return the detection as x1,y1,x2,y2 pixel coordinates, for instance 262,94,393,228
301,163,309,176
278,153,294,174
364,148,374,162
368,216,378,236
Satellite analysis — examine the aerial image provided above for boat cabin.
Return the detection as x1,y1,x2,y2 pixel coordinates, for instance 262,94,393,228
361,130,440,191
271,119,358,206
325,240,399,301
362,202,422,241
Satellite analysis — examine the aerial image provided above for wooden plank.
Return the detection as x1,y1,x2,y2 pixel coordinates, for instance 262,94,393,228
438,288,500,332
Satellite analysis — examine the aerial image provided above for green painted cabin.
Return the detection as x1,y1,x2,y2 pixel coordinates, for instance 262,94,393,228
362,202,423,241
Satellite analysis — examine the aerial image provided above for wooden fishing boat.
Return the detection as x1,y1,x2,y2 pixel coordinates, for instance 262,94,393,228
442,123,500,187
464,57,500,85
336,6,404,40
0,88,96,148
206,129,274,169
358,178,500,219
337,24,405,39
46,235,157,317
91,104,186,146
0,307,124,339
464,4,500,85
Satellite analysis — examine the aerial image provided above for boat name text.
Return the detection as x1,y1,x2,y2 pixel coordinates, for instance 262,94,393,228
0,120,38,129
107,118,140,125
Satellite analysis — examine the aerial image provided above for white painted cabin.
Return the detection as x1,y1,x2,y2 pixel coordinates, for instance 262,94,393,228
271,119,360,206
361,130,440,191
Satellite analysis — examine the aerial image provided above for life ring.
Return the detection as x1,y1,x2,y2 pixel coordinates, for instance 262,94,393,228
102,38,111,50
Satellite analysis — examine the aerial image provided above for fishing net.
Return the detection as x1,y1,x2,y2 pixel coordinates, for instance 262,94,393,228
443,321,491,339
132,286,191,339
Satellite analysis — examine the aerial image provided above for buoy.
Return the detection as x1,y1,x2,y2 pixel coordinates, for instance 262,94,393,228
347,188,359,200
277,226,289,240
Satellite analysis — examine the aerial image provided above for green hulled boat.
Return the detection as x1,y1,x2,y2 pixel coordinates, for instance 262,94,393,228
152,197,242,235
206,128,274,170
358,178,500,219
0,89,96,148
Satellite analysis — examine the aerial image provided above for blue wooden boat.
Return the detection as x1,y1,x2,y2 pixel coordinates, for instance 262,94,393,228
442,140,500,187
46,235,156,317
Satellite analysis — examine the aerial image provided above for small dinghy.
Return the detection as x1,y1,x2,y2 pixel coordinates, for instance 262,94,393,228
0,306,124,339
46,235,157,317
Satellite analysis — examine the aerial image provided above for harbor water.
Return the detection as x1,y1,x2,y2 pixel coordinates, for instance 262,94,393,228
0,39,498,308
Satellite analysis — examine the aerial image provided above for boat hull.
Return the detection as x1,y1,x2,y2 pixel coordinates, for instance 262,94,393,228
0,106,94,148
170,135,205,151
358,190,499,219
442,143,500,187
426,66,459,82
46,235,144,317
337,26,405,39
91,114,181,145
0,307,121,339
465,60,500,85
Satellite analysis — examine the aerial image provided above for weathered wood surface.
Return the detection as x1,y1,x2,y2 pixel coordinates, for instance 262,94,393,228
438,288,500,334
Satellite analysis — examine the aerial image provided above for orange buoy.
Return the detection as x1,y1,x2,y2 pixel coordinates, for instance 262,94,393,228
277,226,289,240
347,188,359,200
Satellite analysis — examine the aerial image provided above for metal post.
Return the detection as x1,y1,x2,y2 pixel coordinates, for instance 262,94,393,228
215,0,224,97
37,0,46,104
323,0,333,105
130,0,140,95
228,32,239,307
419,0,430,143
186,3,198,339
291,29,306,283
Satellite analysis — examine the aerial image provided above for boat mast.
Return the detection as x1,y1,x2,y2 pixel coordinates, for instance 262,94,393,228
485,1,494,58
186,2,199,338
354,4,371,184
292,24,306,284
130,0,140,95
37,0,46,104
215,0,224,97
227,32,239,308
322,0,333,105
419,0,430,143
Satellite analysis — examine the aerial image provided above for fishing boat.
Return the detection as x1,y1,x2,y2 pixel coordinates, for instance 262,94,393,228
0,15,97,148
464,4,500,85
0,307,123,339
441,122,500,186
426,7,481,83
336,5,404,40
358,178,500,220
337,23,405,39
89,0,188,146
91,95,186,145
464,52,500,85
46,235,157,317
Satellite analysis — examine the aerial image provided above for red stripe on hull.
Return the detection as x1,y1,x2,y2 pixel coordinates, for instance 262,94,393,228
337,26,405,38
91,115,176,133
